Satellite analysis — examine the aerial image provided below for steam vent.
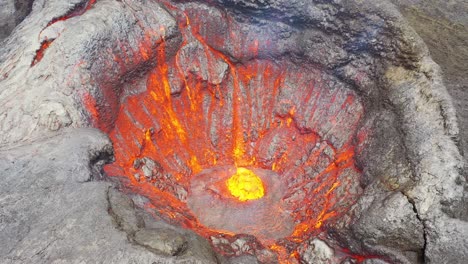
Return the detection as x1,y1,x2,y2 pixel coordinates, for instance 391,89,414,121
1,0,467,263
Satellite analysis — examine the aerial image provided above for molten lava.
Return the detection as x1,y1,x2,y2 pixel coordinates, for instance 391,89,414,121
89,1,369,263
188,166,294,242
227,168,265,201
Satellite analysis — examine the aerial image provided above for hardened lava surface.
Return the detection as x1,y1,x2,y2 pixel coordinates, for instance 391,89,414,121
102,2,366,262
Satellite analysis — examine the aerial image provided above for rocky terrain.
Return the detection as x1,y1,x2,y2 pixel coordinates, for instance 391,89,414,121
0,0,467,263
391,0,468,169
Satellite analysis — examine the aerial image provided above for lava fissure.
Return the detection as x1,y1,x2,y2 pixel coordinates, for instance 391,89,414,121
46,0,97,28
31,38,55,66
32,0,97,67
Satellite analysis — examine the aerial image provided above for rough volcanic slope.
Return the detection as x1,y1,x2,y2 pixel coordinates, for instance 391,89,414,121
0,0,467,264
390,0,468,169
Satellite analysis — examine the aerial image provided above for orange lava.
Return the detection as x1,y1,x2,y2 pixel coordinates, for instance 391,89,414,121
31,39,54,66
86,1,370,263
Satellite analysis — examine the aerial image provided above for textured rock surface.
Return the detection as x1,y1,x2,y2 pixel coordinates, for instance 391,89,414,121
352,191,424,252
227,255,259,264
299,238,334,264
0,0,34,41
0,0,182,146
384,7,468,263
390,0,468,166
0,0,467,263
0,128,219,263
133,228,187,256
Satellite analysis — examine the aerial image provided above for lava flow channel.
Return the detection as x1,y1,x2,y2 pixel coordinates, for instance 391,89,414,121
95,3,368,263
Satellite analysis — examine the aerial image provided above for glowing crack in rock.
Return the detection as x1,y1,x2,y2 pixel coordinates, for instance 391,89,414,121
188,166,294,243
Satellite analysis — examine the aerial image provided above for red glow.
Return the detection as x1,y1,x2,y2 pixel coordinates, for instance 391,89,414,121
31,39,54,66
339,247,385,263
83,2,372,263
46,0,96,27
33,0,97,67
82,92,99,126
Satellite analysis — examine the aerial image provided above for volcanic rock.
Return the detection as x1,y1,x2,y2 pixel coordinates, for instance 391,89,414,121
0,0,467,263
133,228,188,256
0,0,34,41
352,190,424,252
227,255,260,264
0,128,220,263
108,187,144,235
299,238,335,264
363,259,392,264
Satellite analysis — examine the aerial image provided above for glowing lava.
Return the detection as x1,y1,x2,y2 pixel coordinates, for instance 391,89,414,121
188,166,294,241
227,168,265,201
91,1,369,263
